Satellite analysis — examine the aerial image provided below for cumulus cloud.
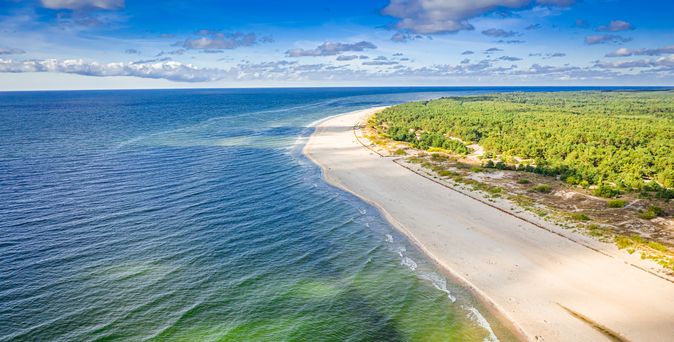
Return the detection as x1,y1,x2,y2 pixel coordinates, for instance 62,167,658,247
382,0,574,34
485,47,503,53
285,41,376,57
595,55,674,69
525,23,542,30
462,50,474,55
597,20,634,32
0,58,230,82
40,0,124,10
482,28,519,37
178,32,272,50
0,47,26,55
584,34,631,45
605,45,674,57
3,55,664,83
124,49,140,54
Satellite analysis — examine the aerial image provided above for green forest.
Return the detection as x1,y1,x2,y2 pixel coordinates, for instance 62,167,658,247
371,91,674,192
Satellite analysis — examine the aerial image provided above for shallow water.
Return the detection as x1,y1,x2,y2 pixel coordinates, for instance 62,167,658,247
0,87,641,341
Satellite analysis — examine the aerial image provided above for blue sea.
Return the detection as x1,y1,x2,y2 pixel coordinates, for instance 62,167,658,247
0,87,656,341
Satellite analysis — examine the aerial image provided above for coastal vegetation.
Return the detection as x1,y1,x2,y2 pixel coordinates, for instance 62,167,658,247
371,91,674,194
364,91,674,273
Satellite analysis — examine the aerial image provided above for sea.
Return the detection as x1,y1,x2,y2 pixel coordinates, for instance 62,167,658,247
0,87,657,341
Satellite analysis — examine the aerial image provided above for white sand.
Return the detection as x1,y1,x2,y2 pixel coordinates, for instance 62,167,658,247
304,108,674,342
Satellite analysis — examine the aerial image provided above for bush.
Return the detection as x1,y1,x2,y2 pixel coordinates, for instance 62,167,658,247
393,148,406,156
430,153,449,162
533,184,552,193
615,236,633,249
571,213,590,221
516,178,530,184
647,241,668,253
607,199,627,208
639,206,663,220
438,170,457,177
587,224,607,237
593,184,621,198
639,210,656,220
565,176,579,185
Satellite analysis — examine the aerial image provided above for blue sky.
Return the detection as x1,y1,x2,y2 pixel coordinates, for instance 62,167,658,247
1,0,673,89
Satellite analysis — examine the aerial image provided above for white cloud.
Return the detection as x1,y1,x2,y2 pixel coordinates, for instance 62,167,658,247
382,0,574,34
285,41,376,57
179,32,272,50
40,0,124,10
584,34,631,45
596,55,674,69
605,45,674,57
3,52,669,85
0,58,231,82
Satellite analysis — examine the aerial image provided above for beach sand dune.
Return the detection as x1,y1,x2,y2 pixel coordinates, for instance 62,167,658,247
304,108,674,342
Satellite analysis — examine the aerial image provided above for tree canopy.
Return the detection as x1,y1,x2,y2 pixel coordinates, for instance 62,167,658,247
373,91,674,190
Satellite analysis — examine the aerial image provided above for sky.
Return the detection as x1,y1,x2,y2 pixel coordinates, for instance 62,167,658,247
1,0,674,90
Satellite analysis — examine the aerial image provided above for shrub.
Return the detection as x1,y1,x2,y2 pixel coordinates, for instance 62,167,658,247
533,184,552,193
516,178,530,184
639,206,663,220
430,153,449,162
509,194,533,207
437,170,457,177
607,199,627,208
593,184,621,198
571,213,590,221
587,224,607,237
647,241,668,253
565,176,579,185
393,148,406,156
615,236,633,249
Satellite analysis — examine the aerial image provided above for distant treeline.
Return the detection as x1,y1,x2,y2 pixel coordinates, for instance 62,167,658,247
372,91,674,193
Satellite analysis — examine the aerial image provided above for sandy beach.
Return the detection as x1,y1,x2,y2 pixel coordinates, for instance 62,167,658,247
304,107,674,342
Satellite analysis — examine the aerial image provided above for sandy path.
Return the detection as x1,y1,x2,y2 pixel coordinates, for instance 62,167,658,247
303,108,674,342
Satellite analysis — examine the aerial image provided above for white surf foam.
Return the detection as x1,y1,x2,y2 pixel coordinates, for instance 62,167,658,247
463,305,500,342
401,256,418,271
420,272,457,303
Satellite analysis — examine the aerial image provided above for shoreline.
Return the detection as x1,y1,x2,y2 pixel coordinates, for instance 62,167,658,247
304,107,674,341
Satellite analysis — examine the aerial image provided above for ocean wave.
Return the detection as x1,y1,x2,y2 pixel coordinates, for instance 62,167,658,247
464,305,500,342
420,272,457,303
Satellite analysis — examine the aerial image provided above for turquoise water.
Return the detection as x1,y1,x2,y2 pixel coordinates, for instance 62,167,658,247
1,87,639,341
